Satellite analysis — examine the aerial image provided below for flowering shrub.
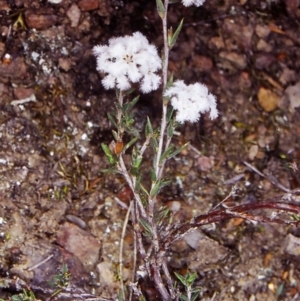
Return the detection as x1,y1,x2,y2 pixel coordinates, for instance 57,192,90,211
94,0,300,300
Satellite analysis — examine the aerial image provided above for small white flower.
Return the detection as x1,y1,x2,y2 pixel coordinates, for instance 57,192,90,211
182,0,205,6
164,80,218,123
93,32,162,93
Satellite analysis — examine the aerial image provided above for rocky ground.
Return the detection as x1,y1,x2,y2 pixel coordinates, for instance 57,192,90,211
1,0,300,300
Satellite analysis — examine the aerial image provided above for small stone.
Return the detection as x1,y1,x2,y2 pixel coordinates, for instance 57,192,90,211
197,156,213,172
256,39,272,52
25,11,57,30
219,51,247,69
67,4,81,28
248,144,258,160
258,87,280,112
78,0,99,11
14,87,35,100
58,57,71,71
284,234,300,256
255,24,271,38
208,36,225,50
284,81,300,112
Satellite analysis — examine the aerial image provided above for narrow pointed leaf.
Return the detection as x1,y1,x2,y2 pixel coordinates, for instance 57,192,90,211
123,87,135,97
160,145,175,162
169,18,184,48
145,116,154,137
167,121,174,138
156,0,165,19
123,95,140,113
139,218,152,236
112,130,118,141
174,272,187,286
167,142,190,160
100,168,119,174
166,106,174,123
107,112,118,129
150,179,171,197
150,168,156,182
123,136,139,153
101,143,115,164
133,156,143,169
139,183,149,197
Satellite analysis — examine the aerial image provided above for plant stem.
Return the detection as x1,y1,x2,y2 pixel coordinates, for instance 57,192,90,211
154,0,169,180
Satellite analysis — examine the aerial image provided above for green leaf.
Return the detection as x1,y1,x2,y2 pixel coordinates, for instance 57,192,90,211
167,121,174,138
112,130,118,141
169,18,184,48
150,179,171,197
160,142,189,163
160,145,174,162
123,95,140,113
174,272,187,286
156,0,165,19
139,183,149,197
166,73,174,89
123,136,139,153
100,168,119,174
107,112,118,129
133,155,143,168
123,87,135,97
150,136,158,151
134,172,142,191
179,295,188,301
139,218,152,236
167,142,189,160
191,294,199,301
101,143,115,164
186,272,197,285
150,168,156,182
145,116,154,137
166,106,174,123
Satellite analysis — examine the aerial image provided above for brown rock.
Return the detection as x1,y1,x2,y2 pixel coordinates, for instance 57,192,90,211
193,55,213,72
14,87,35,100
56,222,101,269
0,57,27,83
78,0,99,11
58,57,71,72
197,156,212,172
219,51,247,70
25,11,58,30
67,3,81,28
284,233,300,256
258,87,280,112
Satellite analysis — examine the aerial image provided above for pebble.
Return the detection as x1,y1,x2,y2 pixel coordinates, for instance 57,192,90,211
67,3,81,28
25,11,58,29
78,0,99,11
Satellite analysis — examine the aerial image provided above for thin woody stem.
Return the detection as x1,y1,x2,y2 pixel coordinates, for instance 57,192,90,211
162,201,300,249
154,0,169,179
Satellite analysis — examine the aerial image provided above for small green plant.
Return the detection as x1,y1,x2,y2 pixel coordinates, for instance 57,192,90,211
174,271,202,301
0,289,37,301
48,264,70,298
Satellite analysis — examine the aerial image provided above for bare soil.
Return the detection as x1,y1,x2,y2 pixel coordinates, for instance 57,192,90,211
1,0,300,300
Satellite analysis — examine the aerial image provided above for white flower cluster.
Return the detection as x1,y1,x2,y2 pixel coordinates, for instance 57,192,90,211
93,32,162,93
164,80,218,123
182,0,205,7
